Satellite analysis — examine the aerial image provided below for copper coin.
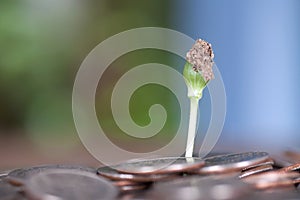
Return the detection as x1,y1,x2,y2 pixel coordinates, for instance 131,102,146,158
195,152,270,174
6,177,25,187
119,184,149,193
242,171,300,190
284,150,300,162
293,177,300,184
0,179,24,200
239,164,273,179
272,156,295,168
7,164,96,186
113,180,141,187
115,157,205,175
297,181,300,191
97,166,178,182
242,158,274,171
278,163,300,173
24,169,118,200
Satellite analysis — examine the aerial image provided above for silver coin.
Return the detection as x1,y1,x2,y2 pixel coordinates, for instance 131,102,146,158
24,169,118,200
147,175,254,200
239,164,273,179
7,164,96,185
115,157,205,175
0,170,11,179
195,152,270,174
97,166,179,182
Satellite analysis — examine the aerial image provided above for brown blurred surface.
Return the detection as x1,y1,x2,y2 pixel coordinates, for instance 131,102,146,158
0,134,99,171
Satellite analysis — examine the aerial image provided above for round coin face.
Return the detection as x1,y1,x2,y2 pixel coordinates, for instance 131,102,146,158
114,157,205,175
7,164,96,185
24,169,118,200
196,152,270,174
97,166,179,182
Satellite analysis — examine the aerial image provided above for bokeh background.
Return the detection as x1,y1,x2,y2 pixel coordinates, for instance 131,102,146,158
1,0,300,169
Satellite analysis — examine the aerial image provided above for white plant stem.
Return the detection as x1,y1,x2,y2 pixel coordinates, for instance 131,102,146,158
185,97,199,157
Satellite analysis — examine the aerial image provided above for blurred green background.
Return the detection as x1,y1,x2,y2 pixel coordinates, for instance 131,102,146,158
0,0,176,168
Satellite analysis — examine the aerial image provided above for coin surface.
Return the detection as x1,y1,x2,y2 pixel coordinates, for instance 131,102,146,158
195,152,270,174
147,175,254,200
97,166,179,182
114,157,205,175
24,169,118,200
239,164,273,179
7,164,96,185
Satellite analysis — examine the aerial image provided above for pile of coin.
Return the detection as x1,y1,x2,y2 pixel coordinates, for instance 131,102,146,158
1,151,300,199
97,157,205,193
97,151,300,199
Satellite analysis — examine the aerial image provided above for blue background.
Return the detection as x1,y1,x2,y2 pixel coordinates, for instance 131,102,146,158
173,0,300,153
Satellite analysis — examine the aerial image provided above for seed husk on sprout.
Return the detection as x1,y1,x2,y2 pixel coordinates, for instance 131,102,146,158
184,39,214,158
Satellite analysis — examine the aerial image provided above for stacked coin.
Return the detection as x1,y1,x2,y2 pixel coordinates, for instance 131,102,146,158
97,157,205,193
192,152,271,175
97,151,300,199
1,151,300,200
144,152,300,199
96,152,282,194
